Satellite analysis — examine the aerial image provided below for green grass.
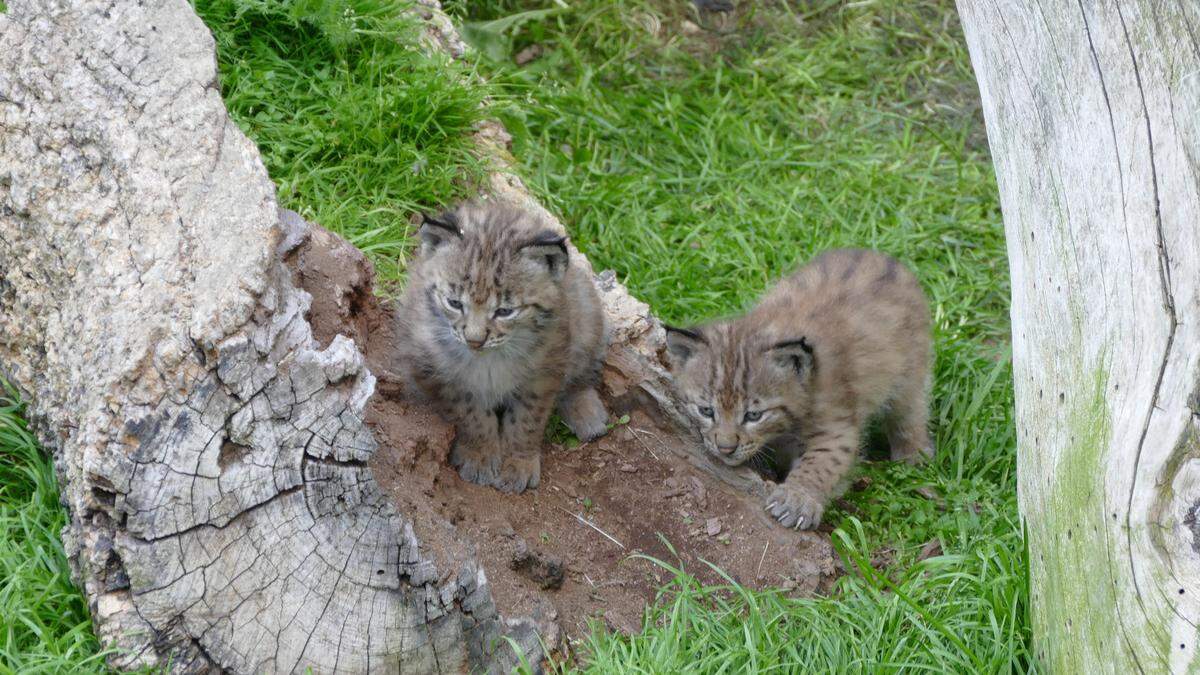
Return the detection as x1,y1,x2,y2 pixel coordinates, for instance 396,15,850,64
2,0,1029,671
0,386,111,674
193,0,491,288
574,519,1028,672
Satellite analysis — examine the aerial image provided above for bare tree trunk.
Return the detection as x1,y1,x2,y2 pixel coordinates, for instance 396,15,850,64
0,1,802,672
957,1,1200,671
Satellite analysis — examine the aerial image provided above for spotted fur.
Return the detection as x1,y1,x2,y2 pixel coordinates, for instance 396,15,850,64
665,249,933,529
395,201,609,493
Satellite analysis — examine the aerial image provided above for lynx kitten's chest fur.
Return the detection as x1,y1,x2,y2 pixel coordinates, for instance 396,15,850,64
395,201,609,493
666,249,933,529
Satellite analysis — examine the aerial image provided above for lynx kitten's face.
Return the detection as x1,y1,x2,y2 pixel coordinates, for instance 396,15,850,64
426,267,538,353
417,208,568,359
666,325,815,466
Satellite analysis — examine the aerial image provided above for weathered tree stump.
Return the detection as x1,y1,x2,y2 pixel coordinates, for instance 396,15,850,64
0,1,833,673
0,1,530,671
958,1,1200,671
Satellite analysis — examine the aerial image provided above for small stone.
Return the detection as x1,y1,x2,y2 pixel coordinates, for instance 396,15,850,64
917,539,943,562
514,44,543,66
619,463,636,473
603,609,640,635
661,476,688,498
705,517,721,537
680,19,701,35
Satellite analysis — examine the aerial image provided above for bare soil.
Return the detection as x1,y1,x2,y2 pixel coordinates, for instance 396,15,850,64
285,220,838,652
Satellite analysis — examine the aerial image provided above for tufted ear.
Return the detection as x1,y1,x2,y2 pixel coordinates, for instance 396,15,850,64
664,325,707,369
418,210,461,256
518,230,569,281
768,337,815,378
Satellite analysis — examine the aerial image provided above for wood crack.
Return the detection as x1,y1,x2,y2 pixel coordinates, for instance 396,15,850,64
130,484,303,546
1077,0,1138,292
1115,3,1182,663
290,522,371,674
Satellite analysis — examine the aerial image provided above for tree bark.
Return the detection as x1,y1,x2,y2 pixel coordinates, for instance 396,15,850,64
0,1,785,672
958,1,1200,671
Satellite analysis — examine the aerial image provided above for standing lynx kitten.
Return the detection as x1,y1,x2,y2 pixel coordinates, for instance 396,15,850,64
665,249,932,529
395,201,609,493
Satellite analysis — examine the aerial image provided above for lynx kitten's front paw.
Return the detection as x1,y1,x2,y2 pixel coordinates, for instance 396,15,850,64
495,452,541,494
766,482,826,530
451,441,500,487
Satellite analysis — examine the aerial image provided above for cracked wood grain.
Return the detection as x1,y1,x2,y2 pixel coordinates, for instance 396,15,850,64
958,0,1200,671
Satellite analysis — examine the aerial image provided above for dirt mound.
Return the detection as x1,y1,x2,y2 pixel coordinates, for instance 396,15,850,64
284,217,838,655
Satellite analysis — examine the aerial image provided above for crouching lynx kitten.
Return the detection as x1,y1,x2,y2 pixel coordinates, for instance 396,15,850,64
395,201,609,493
665,249,932,529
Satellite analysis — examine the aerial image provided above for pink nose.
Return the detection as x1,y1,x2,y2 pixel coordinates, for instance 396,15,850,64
466,337,485,349
717,443,737,455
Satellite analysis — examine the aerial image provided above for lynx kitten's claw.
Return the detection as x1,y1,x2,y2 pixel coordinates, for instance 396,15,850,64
766,483,824,530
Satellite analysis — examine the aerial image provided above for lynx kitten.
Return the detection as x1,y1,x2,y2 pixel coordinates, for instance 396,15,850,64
665,249,933,529
395,201,609,493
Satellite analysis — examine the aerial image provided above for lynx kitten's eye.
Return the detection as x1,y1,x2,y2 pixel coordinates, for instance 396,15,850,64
698,405,714,419
743,410,763,423
445,297,463,311
494,307,516,318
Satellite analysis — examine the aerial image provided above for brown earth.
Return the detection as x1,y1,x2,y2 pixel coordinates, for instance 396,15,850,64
284,219,838,654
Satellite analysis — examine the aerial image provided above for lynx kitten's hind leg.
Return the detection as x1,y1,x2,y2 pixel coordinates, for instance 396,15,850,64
885,378,934,464
558,386,609,441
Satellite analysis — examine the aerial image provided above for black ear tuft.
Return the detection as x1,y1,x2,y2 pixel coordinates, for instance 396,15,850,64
768,337,815,377
518,230,569,280
664,325,707,367
418,210,462,254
